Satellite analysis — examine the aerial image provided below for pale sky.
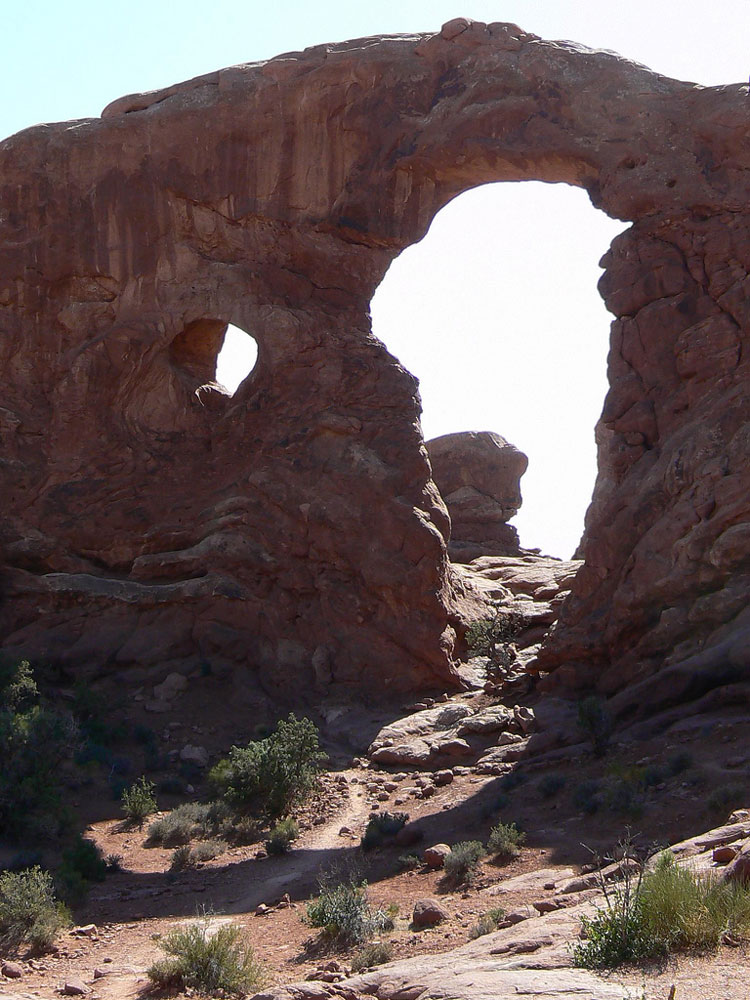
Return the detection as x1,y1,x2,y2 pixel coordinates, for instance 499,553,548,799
4,1,748,557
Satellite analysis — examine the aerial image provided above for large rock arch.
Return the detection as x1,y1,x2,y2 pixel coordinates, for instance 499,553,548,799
2,19,749,705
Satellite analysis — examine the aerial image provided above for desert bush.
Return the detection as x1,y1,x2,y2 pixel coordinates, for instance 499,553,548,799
361,811,408,851
577,695,612,757
0,659,78,841
265,817,299,855
639,851,750,949
0,867,70,954
469,907,505,939
192,839,229,863
574,846,750,969
306,875,389,945
121,776,157,826
169,846,195,873
148,916,263,995
466,612,526,668
487,822,525,863
443,841,484,884
147,802,214,846
537,773,566,799
351,941,393,971
209,713,326,818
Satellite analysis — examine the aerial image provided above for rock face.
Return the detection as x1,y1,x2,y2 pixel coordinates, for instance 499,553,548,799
3,18,750,703
427,431,528,560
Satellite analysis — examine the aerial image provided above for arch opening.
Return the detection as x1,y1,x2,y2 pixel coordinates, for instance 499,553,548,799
170,319,259,397
371,181,625,559
216,324,259,395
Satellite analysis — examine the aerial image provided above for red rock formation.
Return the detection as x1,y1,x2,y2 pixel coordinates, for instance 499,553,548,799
2,18,750,705
426,431,528,561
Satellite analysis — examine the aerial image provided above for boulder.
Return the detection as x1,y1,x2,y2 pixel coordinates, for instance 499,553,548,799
412,898,450,927
423,844,452,869
721,840,750,885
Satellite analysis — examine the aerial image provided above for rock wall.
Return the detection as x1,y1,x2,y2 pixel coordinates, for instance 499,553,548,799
2,18,750,703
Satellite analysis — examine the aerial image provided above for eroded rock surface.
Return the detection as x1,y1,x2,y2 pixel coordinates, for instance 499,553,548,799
426,431,528,560
3,18,750,703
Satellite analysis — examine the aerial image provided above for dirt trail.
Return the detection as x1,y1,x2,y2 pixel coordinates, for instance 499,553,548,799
227,770,371,914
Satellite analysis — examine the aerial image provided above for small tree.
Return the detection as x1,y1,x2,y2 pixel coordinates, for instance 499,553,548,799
209,714,326,818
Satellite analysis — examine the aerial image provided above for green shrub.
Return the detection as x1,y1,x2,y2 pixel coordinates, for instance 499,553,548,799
574,848,750,969
62,836,107,883
265,817,299,855
209,714,326,818
639,851,750,949
443,841,484,884
537,773,566,799
0,660,78,841
306,876,389,945
577,696,612,757
469,907,505,938
147,917,263,995
0,867,70,954
121,776,157,826
351,941,393,971
361,811,408,851
487,822,525,863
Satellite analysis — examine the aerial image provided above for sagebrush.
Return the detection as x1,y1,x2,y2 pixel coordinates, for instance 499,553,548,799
148,917,263,995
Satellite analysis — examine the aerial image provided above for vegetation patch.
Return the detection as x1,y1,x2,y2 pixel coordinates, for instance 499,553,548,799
265,817,299,855
573,848,750,969
0,867,70,955
577,695,612,757
209,714,327,818
487,822,525,863
361,811,408,851
121,776,157,826
443,841,485,885
307,874,391,945
0,659,78,841
148,917,264,995
351,941,393,971
470,907,506,939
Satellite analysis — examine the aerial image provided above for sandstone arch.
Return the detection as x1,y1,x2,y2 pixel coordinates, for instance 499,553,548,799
2,19,749,707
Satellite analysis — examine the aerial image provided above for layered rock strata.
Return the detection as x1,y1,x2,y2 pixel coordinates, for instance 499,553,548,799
2,18,750,702
426,431,527,561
